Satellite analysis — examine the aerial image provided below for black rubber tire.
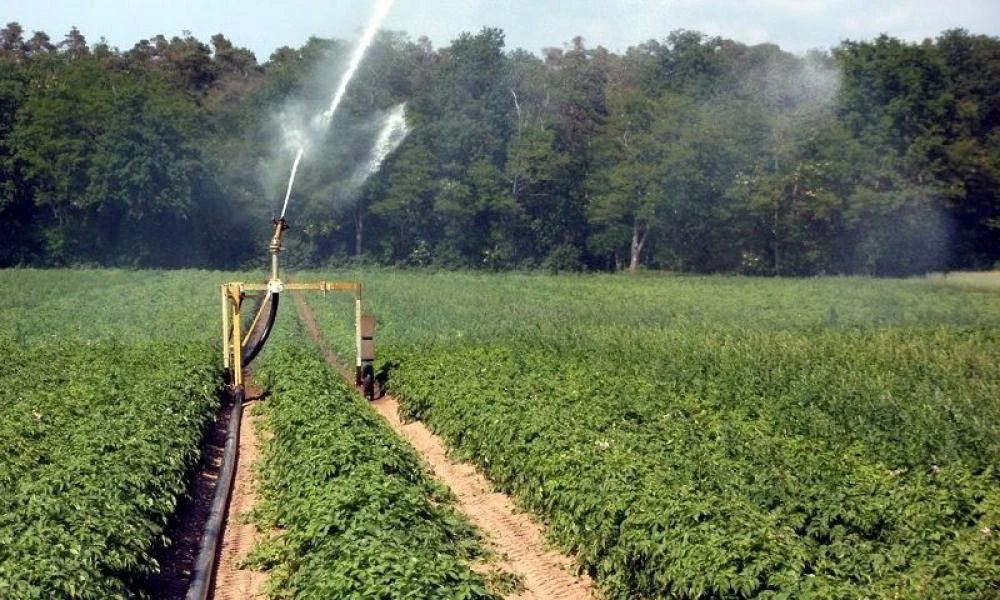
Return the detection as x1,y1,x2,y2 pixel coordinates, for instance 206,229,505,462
362,364,375,401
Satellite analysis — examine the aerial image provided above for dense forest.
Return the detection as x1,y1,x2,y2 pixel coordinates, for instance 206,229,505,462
1,22,998,274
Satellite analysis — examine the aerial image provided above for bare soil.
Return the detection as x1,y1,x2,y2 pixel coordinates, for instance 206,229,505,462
293,293,594,600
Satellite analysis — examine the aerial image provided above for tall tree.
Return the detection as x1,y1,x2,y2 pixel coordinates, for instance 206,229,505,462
836,35,955,274
587,84,665,272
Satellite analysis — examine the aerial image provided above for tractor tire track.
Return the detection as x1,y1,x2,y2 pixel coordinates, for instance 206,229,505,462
293,293,594,600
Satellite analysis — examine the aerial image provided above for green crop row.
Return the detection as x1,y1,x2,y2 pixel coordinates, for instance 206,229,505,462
0,269,230,598
389,338,1000,598
301,271,1000,599
248,311,500,599
0,269,238,344
0,339,220,598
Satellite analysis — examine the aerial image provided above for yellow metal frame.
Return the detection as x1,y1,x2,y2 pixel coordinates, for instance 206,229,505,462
220,281,364,388
220,216,367,389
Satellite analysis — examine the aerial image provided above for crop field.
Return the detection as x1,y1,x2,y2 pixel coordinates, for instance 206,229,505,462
0,270,223,598
0,268,503,599
247,311,500,598
304,271,1000,599
2,268,998,599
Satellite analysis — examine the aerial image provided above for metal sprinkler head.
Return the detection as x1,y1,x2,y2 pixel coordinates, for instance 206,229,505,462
269,217,289,253
269,217,289,285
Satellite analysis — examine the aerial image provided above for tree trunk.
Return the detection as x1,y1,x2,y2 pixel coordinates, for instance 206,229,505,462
510,89,523,132
629,220,647,274
772,152,782,276
354,209,364,260
772,199,781,276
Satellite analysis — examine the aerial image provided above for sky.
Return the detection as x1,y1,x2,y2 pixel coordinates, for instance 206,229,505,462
5,0,1000,60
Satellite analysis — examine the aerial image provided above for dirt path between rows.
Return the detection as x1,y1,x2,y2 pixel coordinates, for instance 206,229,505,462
293,293,594,600
210,388,267,600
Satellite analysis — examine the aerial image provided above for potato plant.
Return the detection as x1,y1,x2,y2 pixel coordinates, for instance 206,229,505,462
0,270,224,598
249,314,499,599
304,271,1000,599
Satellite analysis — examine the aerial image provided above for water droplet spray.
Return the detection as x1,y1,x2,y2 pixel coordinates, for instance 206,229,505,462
280,0,397,219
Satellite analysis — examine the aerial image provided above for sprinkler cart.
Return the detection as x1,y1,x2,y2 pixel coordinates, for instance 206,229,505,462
219,217,376,401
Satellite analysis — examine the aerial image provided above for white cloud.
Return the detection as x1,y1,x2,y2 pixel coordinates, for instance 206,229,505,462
755,0,835,13
840,3,914,37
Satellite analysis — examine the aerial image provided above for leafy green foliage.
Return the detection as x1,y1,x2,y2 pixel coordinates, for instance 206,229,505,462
249,313,499,599
304,270,1000,599
0,269,224,598
3,22,1000,273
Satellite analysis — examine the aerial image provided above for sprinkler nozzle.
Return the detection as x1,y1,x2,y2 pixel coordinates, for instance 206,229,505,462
269,218,289,282
269,218,288,252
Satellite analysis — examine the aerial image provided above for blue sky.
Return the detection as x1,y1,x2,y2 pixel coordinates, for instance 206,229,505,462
6,0,1000,60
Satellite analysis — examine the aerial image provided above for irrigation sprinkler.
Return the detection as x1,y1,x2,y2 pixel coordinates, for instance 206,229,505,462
198,218,376,600
219,217,376,400
218,0,397,401
193,4,394,595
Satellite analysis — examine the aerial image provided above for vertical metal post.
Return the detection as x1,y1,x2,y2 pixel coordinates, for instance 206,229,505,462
231,289,243,388
221,285,230,370
355,283,363,379
269,218,285,284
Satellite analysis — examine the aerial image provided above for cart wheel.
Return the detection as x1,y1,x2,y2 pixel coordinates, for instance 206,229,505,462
362,364,375,401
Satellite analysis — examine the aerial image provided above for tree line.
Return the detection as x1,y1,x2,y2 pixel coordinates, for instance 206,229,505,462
1,22,997,274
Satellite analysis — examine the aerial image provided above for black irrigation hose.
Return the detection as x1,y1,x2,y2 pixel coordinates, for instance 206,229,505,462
187,289,276,597
242,292,279,367
186,386,245,600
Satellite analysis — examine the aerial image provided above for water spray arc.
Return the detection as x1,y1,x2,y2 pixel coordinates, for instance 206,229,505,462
280,149,303,220
281,0,397,220
224,0,397,393
353,103,409,187
318,0,397,129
